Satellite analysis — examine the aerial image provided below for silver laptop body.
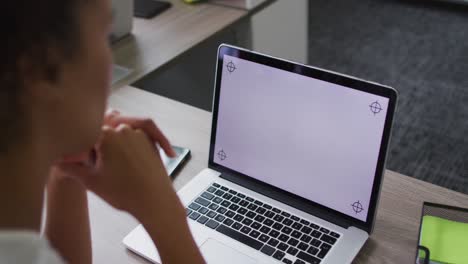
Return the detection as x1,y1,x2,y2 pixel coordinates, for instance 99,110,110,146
124,44,398,264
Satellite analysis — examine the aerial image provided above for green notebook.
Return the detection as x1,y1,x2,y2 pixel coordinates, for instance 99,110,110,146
419,215,468,264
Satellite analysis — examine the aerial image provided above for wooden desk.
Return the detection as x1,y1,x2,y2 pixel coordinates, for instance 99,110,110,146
91,86,468,263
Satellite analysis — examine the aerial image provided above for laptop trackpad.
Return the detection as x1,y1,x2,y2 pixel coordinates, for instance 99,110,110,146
200,239,258,264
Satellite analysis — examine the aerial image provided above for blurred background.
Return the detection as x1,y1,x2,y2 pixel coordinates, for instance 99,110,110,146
133,0,468,195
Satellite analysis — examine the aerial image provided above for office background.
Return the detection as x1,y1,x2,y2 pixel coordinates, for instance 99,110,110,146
134,0,467,195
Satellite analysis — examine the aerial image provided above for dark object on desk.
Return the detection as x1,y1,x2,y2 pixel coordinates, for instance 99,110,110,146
160,145,191,176
415,202,468,264
134,0,172,19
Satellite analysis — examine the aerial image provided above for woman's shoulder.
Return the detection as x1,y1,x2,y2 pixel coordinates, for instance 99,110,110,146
0,230,65,264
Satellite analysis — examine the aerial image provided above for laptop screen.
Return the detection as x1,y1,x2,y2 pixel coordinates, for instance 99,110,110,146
213,54,390,222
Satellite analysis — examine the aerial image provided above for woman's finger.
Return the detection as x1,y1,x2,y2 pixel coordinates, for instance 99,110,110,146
105,116,176,157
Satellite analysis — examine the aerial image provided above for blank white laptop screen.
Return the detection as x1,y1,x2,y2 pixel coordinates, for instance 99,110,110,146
213,55,389,222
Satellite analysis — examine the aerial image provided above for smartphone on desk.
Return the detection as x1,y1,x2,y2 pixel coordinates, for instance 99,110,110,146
160,145,190,176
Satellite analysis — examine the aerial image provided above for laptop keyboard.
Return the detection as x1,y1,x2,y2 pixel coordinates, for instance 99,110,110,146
185,183,341,264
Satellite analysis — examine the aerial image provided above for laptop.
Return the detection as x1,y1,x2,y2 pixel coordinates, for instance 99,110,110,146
123,44,398,264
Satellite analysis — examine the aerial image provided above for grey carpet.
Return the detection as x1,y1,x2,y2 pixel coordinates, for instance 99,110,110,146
307,0,468,194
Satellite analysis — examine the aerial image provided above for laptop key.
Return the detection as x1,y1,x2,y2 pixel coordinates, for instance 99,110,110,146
242,218,253,226
260,245,275,256
223,218,234,226
292,222,303,230
272,208,281,213
264,219,274,226
278,234,289,242
283,219,293,226
292,230,302,239
319,227,329,234
267,238,279,247
281,212,291,217
256,207,267,215
277,242,288,251
320,234,337,245
239,200,249,207
207,211,217,218
201,192,214,200
237,193,246,198
247,204,258,211
318,244,331,258
311,239,321,247
225,210,236,218
310,223,320,229
212,183,220,188
198,207,209,215
298,242,309,251
287,247,298,256
234,214,244,222
294,260,306,264
232,222,242,230
223,193,233,200
251,222,262,230
300,234,312,243
273,223,284,230
287,238,299,247
254,215,265,223
273,250,286,260
188,203,201,210
249,230,260,238
259,234,269,242
311,230,321,238
189,212,200,220
214,215,225,222
216,207,227,214
264,211,275,218
238,208,248,215
274,215,285,222
220,186,229,191
186,208,192,216
205,219,219,229
282,227,293,235
283,259,293,264
216,225,264,251
297,251,321,264
213,197,223,204
215,190,225,196
195,197,210,207
307,246,319,256
229,190,237,195
246,197,254,202
330,232,340,239
260,226,271,234
246,211,257,219
291,215,300,221
208,203,219,210
301,226,312,234
197,216,209,224
207,186,217,193
240,226,252,234
230,197,241,204
300,219,310,225
221,200,231,207
254,200,263,206
269,230,280,238
263,204,272,209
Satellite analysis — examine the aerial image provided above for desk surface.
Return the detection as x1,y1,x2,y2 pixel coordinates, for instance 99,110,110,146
91,85,468,264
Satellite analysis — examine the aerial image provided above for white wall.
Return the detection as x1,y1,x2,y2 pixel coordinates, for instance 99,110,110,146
251,0,308,64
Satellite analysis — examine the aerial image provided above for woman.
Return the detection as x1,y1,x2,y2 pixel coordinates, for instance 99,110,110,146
0,0,205,263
